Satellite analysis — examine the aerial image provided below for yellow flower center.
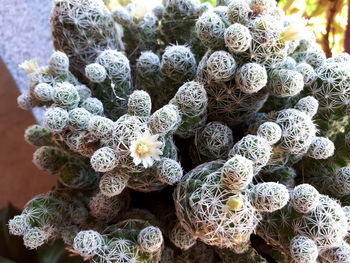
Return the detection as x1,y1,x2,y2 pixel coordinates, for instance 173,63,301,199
135,142,151,157
227,196,244,211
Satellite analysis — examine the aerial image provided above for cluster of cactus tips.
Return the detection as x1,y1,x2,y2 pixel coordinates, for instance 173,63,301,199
9,0,350,262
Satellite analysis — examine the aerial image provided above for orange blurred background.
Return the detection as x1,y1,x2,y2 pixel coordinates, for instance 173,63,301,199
0,59,55,208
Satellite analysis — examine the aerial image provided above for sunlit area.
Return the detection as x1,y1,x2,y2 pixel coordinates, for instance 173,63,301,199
279,0,348,55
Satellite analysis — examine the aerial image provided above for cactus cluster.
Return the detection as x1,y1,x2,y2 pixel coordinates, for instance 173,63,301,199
258,184,350,263
10,0,350,262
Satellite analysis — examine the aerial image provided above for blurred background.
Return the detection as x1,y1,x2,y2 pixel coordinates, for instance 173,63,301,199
0,0,349,208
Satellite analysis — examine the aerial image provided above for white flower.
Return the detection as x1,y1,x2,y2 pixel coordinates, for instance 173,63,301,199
19,57,40,74
131,0,162,19
130,131,163,168
281,19,310,42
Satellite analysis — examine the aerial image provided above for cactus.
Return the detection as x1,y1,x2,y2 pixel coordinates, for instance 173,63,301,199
73,219,163,263
258,184,349,263
111,0,206,60
8,190,90,249
190,121,234,163
10,0,350,262
174,122,289,249
217,246,268,263
51,0,122,80
84,49,133,120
